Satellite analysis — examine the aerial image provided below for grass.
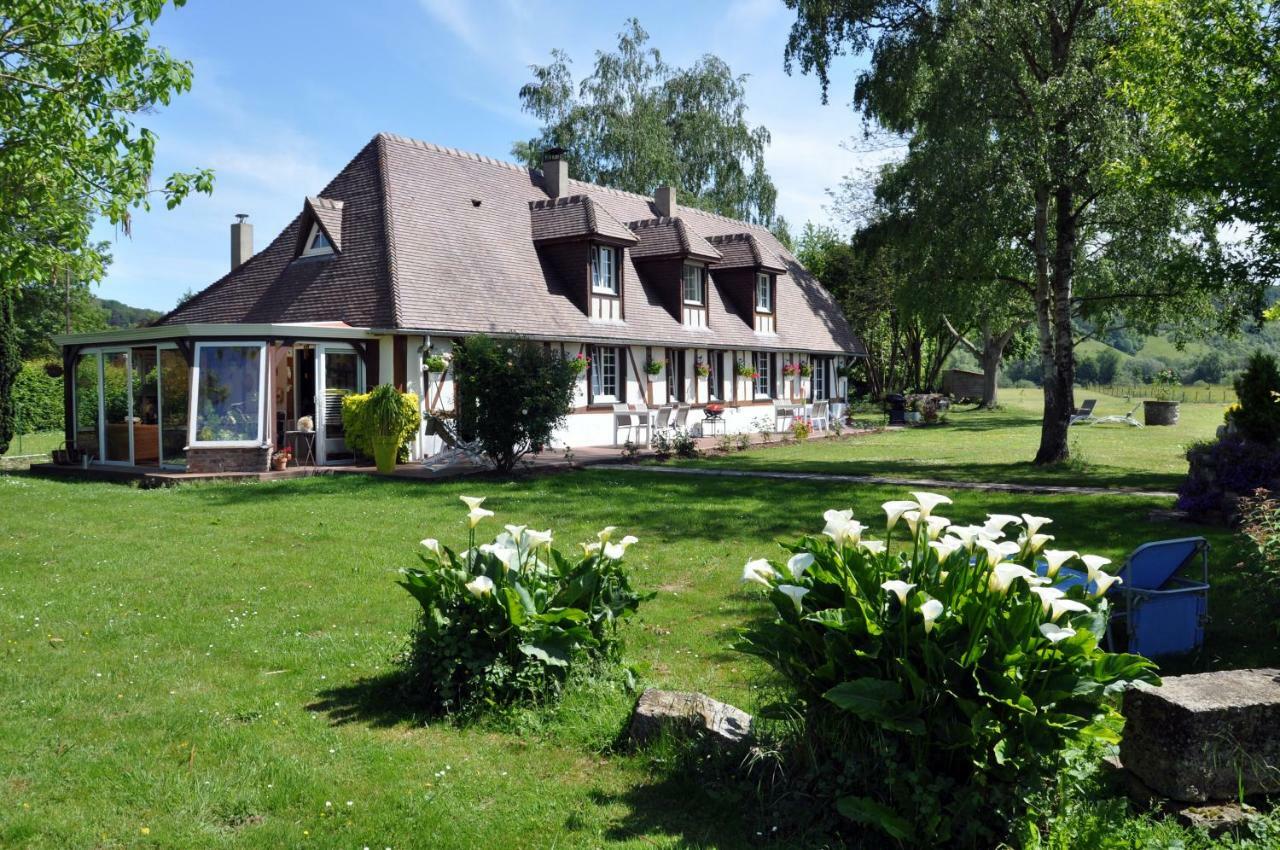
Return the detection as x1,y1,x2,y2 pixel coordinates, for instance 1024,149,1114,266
0,430,61,465
677,388,1223,491
1,468,1275,848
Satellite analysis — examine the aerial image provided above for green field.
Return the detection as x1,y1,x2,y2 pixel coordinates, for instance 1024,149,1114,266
0,430,61,464
1,468,1274,848
682,388,1222,491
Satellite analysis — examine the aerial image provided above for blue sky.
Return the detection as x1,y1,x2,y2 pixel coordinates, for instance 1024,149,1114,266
95,0,883,311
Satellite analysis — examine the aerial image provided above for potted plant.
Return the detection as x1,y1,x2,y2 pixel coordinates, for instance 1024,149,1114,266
1144,368,1181,426
366,383,411,474
271,446,292,471
694,358,711,378
423,350,450,373
568,352,590,376
798,361,813,378
735,360,757,379
644,359,662,381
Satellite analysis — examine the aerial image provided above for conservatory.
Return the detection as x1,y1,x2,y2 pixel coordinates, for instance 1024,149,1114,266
54,323,379,472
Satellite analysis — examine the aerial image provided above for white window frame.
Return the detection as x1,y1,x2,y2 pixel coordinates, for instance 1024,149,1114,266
591,345,619,403
591,244,618,295
188,341,268,447
301,222,334,257
813,356,828,401
753,351,772,398
756,273,772,313
682,264,705,305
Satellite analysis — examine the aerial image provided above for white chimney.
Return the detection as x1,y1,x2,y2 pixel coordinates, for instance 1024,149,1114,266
542,147,568,198
230,213,253,271
655,185,677,218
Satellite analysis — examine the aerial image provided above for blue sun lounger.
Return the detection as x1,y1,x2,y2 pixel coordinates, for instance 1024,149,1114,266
1040,537,1209,658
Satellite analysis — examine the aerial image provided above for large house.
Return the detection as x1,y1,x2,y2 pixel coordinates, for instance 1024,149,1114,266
54,133,863,472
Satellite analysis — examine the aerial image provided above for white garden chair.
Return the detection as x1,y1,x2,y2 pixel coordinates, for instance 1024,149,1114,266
810,400,830,432
1093,402,1144,427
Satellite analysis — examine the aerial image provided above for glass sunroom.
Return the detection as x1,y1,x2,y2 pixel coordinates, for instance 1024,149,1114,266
55,324,378,472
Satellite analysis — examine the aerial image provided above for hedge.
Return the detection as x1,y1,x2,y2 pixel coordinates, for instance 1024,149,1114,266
12,362,63,433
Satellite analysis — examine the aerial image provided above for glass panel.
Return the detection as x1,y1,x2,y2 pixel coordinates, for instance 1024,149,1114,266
160,348,189,468
323,350,359,441
73,353,100,458
102,352,131,462
194,345,261,443
131,347,160,466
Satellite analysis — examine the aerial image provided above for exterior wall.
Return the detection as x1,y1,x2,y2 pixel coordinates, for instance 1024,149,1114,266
188,445,272,473
591,293,622,320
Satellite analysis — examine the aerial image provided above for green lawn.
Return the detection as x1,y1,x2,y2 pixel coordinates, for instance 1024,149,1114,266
0,430,61,465
680,388,1223,491
1,470,1273,848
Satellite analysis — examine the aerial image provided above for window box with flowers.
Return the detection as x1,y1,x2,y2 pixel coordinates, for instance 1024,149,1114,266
694,358,711,378
644,359,662,381
568,352,590,376
735,360,758,379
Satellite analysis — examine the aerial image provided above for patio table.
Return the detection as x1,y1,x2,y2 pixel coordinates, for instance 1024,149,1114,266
774,403,809,432
285,430,316,466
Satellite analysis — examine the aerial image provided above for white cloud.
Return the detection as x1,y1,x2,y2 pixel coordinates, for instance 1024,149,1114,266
417,0,482,53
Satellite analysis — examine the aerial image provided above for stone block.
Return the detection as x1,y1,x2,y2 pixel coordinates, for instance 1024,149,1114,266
1121,669,1280,802
628,688,752,749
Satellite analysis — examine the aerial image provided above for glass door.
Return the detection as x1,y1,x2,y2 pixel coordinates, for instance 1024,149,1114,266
159,347,190,468
131,346,160,466
315,346,363,464
101,350,132,464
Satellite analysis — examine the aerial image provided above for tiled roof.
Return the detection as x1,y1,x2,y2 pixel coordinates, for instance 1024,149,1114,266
160,132,863,355
627,217,723,263
708,233,787,274
305,196,345,252
529,195,638,245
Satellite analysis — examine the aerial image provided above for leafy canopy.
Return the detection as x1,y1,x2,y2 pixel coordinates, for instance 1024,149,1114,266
513,19,778,225
0,0,214,295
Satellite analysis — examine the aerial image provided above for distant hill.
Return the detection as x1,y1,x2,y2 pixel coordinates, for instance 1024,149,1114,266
95,297,161,328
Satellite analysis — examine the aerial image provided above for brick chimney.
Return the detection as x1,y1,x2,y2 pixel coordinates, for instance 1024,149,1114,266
655,185,677,218
542,147,568,198
230,213,253,271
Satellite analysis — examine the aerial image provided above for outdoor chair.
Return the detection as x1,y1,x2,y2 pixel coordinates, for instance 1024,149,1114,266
1093,402,1144,427
810,400,830,432
652,405,674,440
422,413,490,472
1068,399,1098,425
1039,537,1209,658
612,404,651,446
670,404,691,433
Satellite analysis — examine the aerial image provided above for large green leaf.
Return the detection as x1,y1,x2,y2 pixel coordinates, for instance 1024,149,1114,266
835,796,915,841
824,678,904,717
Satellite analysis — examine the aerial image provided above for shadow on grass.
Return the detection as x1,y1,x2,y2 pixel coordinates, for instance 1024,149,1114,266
308,670,427,728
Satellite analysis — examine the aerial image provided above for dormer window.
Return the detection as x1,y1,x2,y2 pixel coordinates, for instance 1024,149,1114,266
302,223,334,258
682,264,705,305
755,273,773,313
591,245,618,295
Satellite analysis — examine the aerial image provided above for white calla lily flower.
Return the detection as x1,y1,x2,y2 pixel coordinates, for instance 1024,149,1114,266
823,509,865,546
929,538,962,562
596,526,619,543
911,491,953,518
524,529,554,548
1030,586,1066,614
975,538,1004,566
881,579,916,605
742,559,779,587
920,598,944,633
1091,570,1122,597
996,540,1022,558
1050,599,1092,621
465,575,495,598
1021,514,1053,536
882,500,919,531
984,514,1023,535
1041,549,1078,577
1039,622,1076,643
1022,533,1054,554
858,539,887,555
1081,554,1113,581
459,496,486,510
504,524,528,540
420,538,443,557
989,562,1035,594
902,510,922,536
603,542,627,560
467,507,494,528
787,552,816,579
777,584,810,614
580,541,601,556
924,515,951,540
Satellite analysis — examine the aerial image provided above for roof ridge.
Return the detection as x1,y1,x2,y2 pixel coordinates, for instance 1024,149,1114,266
375,134,404,328
376,132,534,176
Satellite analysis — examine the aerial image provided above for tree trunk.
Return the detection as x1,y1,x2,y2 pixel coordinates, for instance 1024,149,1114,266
1032,185,1067,464
980,342,1002,409
0,288,20,456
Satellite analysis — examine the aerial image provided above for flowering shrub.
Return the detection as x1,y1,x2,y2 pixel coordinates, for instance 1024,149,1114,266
1149,367,1180,401
736,493,1157,846
399,496,650,713
791,418,812,441
1237,488,1280,590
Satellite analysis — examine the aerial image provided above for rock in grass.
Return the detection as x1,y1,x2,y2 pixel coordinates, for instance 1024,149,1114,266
628,688,752,748
1121,669,1280,803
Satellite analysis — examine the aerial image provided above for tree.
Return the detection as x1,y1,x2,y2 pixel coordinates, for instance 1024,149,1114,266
514,19,778,224
1113,0,1280,271
0,1,212,454
15,265,111,361
452,335,577,473
783,0,1263,464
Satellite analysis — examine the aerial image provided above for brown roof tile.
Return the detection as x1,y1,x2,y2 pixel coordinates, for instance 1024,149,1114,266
530,195,637,245
627,217,723,263
159,132,863,355
708,232,787,274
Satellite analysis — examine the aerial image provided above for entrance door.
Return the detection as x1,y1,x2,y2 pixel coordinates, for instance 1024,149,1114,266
315,346,363,463
131,346,160,466
101,350,132,464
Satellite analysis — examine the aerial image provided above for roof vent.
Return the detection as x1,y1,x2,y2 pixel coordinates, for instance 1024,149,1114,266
542,148,569,199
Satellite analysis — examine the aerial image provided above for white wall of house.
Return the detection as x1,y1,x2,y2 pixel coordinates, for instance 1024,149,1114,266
404,335,849,460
